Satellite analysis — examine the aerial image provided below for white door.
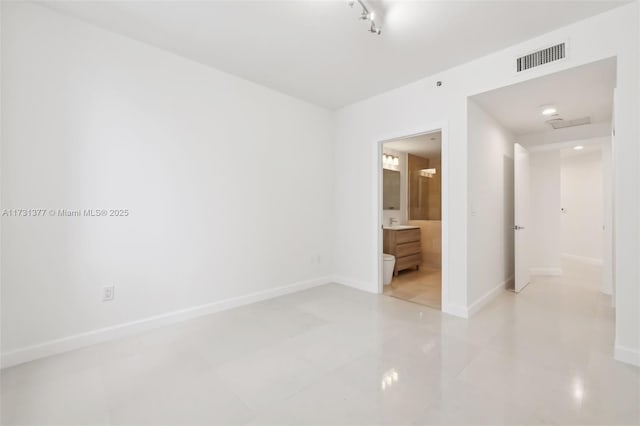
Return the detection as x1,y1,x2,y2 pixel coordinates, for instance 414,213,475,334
514,143,531,292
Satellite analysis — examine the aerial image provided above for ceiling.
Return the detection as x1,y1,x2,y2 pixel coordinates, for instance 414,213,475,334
384,131,441,158
560,144,603,158
39,1,627,109
470,57,616,136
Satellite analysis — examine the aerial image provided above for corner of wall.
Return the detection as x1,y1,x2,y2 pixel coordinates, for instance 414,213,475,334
530,267,563,276
614,343,640,367
330,276,378,294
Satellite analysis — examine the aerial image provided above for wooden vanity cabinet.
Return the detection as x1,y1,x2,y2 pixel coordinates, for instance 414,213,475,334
383,228,422,276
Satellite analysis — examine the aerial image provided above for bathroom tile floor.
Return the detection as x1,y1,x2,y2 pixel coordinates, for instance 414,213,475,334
2,259,639,425
383,265,442,309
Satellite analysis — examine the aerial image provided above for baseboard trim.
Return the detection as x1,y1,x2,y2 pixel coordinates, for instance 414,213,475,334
1,276,331,369
530,267,563,276
467,275,512,318
441,304,468,319
614,343,640,367
562,253,603,266
331,276,378,294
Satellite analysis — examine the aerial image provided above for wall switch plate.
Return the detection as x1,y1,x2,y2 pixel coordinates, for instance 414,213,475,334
103,285,115,301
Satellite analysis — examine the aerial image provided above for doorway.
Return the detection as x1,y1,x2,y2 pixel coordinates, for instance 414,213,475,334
468,57,616,300
377,130,445,310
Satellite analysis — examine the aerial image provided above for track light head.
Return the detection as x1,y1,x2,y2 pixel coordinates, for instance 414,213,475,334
349,0,382,36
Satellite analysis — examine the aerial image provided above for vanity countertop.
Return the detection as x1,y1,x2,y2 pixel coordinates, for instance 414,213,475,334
383,225,420,231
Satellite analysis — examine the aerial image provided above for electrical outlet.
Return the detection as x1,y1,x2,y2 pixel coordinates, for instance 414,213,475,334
103,285,115,302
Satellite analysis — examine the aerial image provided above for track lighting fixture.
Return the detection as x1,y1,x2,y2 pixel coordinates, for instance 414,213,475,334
348,0,382,35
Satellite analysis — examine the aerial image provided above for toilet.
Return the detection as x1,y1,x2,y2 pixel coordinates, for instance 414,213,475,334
383,254,396,285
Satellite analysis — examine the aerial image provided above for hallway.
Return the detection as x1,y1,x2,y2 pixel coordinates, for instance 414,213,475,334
2,260,638,425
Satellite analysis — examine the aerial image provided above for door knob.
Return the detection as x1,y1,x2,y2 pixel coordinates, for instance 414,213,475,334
514,225,525,230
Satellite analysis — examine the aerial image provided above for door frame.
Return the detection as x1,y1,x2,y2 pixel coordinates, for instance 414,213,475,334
373,122,450,311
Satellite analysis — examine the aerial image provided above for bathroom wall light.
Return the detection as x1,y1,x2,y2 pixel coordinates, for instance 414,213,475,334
573,145,584,150
419,168,437,178
382,154,399,170
349,0,382,35
541,106,557,116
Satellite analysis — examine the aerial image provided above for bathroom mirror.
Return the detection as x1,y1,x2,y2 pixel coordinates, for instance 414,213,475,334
383,169,401,210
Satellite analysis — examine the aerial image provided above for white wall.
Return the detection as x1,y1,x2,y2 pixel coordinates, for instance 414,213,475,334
612,4,640,365
529,151,562,275
333,3,639,358
561,151,604,264
602,142,613,295
467,100,515,304
1,3,334,364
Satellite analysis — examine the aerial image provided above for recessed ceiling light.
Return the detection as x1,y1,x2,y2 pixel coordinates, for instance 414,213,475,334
574,145,584,151
541,106,557,116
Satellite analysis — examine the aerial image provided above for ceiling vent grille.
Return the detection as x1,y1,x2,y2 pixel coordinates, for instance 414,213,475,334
517,43,566,72
546,116,591,130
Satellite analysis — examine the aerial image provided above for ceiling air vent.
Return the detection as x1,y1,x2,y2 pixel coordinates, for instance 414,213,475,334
516,43,566,72
546,116,591,130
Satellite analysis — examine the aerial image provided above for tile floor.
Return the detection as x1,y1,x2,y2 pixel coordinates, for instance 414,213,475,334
2,259,639,425
383,265,442,309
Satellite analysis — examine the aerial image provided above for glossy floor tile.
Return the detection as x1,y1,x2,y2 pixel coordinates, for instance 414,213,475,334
383,265,442,309
2,259,639,425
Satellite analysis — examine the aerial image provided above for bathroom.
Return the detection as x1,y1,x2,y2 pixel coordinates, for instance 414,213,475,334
381,132,442,309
